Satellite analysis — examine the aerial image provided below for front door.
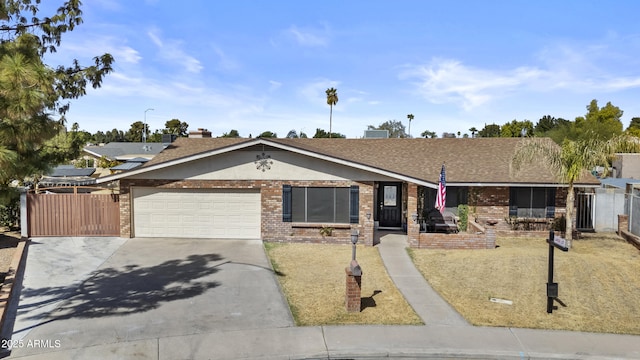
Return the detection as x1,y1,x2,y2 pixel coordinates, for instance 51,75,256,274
378,182,402,228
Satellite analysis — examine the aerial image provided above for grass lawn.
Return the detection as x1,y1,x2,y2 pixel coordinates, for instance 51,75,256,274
264,242,422,326
409,234,640,334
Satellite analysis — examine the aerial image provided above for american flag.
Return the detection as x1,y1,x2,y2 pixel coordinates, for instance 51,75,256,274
435,164,446,213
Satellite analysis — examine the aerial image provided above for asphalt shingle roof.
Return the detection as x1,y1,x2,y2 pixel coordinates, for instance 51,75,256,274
49,165,96,177
83,142,165,159
141,137,599,186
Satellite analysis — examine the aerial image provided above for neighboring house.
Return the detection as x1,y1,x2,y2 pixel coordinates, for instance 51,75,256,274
109,157,149,172
600,178,640,189
611,153,640,179
96,137,599,246
48,165,96,178
82,142,167,177
38,165,97,191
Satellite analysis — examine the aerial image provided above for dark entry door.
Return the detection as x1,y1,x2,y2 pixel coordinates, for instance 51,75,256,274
378,182,402,227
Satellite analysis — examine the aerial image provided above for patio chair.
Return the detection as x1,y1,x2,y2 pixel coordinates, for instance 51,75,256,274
428,209,459,233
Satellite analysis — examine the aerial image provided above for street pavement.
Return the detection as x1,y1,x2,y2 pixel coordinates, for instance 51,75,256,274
1,235,639,359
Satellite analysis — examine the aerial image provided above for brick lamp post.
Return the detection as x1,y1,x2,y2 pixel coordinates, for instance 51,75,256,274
345,229,362,312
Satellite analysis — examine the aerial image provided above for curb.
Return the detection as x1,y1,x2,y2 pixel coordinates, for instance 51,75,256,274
0,237,29,332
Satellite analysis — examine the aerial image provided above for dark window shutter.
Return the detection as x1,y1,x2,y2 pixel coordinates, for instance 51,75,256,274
349,185,359,224
282,185,292,222
508,187,517,217
546,188,556,218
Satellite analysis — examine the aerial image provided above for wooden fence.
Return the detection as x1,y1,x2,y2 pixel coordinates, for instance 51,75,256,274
27,190,120,237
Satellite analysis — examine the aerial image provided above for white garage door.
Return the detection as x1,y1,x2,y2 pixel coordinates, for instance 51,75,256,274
132,188,261,239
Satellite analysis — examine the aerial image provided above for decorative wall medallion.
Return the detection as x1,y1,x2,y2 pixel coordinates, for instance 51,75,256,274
255,152,273,172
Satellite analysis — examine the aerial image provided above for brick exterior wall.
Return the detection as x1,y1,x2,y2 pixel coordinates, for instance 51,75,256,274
119,178,569,250
469,186,568,231
119,179,376,245
416,227,495,249
469,186,510,228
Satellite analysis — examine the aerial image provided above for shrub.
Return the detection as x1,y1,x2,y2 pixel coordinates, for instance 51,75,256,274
457,204,469,232
0,191,20,228
552,215,566,232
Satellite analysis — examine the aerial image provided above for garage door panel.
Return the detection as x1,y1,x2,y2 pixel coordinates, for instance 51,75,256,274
133,188,260,239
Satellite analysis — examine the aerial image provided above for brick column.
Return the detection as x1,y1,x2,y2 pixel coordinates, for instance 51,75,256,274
618,214,629,235
485,227,496,249
361,182,375,246
406,183,420,248
345,268,362,312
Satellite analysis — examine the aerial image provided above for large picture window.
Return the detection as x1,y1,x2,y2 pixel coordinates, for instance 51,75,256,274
283,185,359,224
509,187,555,218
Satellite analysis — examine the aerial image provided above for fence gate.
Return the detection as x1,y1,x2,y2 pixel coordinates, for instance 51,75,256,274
630,192,640,237
575,192,595,232
593,188,626,232
27,190,120,237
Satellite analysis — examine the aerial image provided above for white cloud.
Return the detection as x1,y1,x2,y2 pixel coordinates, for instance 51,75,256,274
147,29,163,47
299,79,340,106
598,77,640,91
53,36,141,64
269,80,282,92
146,28,203,74
211,46,239,71
286,25,329,47
93,71,248,109
400,52,640,112
116,46,143,64
401,58,548,110
536,41,640,93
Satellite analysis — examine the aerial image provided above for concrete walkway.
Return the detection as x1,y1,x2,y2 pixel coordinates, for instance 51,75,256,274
377,232,468,326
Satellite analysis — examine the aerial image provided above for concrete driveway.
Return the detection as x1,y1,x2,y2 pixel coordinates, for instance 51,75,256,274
2,237,294,358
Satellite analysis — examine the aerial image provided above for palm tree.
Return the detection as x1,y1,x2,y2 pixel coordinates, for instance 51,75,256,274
511,135,640,247
407,114,414,138
469,127,478,138
325,87,338,138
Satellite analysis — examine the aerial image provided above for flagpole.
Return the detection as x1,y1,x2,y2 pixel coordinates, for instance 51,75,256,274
435,163,447,214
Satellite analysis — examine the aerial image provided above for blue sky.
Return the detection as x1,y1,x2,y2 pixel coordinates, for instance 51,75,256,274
43,0,640,138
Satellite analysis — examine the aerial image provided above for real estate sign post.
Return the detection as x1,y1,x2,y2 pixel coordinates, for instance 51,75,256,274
546,230,568,314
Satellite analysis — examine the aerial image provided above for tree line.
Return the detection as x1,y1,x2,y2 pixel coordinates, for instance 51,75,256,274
373,99,640,146
77,98,639,148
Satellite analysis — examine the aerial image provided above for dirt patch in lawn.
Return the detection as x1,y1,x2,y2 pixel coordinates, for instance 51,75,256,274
409,235,640,334
265,242,422,326
0,231,20,283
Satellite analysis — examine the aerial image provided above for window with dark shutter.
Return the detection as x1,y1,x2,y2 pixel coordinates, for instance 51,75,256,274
282,185,292,222
350,185,359,223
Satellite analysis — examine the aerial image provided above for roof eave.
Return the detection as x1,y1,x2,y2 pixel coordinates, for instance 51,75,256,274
453,182,599,188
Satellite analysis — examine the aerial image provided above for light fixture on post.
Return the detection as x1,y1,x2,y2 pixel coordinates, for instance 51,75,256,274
351,229,359,262
143,108,154,143
411,212,418,223
345,228,363,313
